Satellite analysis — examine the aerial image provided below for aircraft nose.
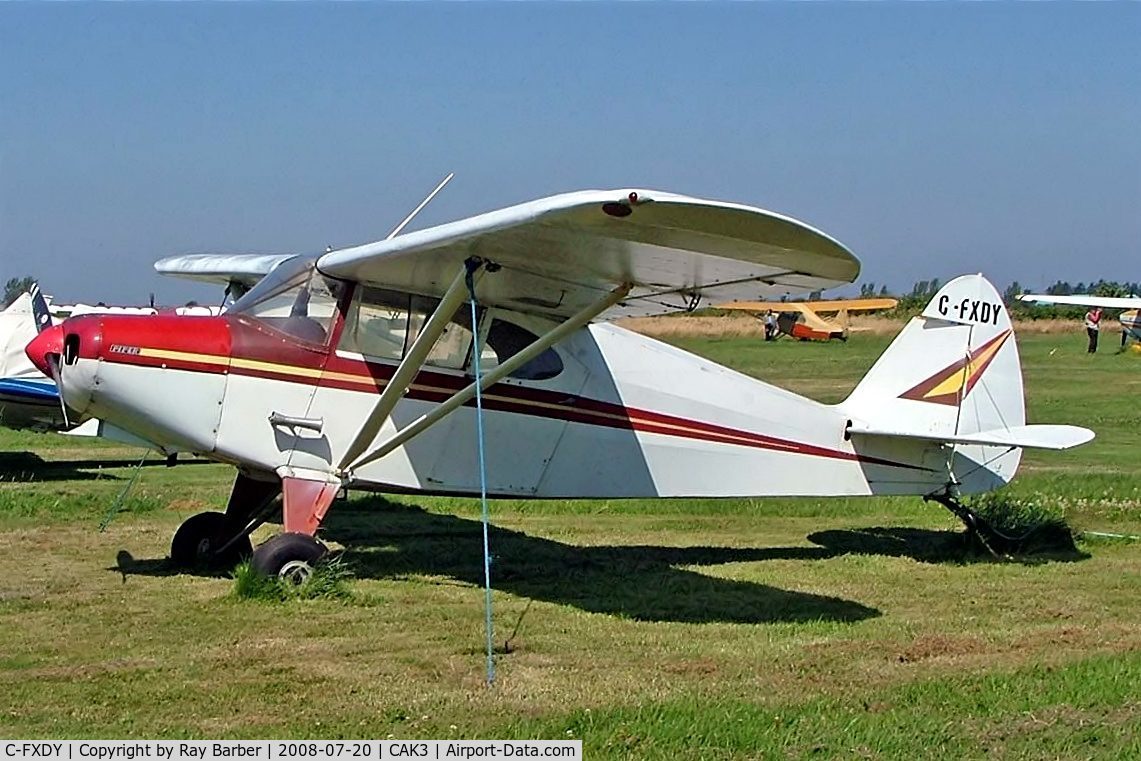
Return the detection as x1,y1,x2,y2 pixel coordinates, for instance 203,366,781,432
25,323,65,377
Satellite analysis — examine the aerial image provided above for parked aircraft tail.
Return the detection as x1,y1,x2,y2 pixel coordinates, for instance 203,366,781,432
838,274,1092,489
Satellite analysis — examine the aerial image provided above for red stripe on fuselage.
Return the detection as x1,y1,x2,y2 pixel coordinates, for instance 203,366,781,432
76,313,932,472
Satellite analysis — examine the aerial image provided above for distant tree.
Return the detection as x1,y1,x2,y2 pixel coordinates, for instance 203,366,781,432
1092,280,1129,298
859,282,878,298
2,276,36,309
890,279,944,314
878,285,890,297
1002,281,1023,304
808,290,822,301
907,279,939,299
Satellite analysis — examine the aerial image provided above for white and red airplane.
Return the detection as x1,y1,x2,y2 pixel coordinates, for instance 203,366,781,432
26,189,1093,579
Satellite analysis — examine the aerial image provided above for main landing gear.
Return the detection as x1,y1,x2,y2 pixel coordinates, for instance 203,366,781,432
169,511,253,569
250,532,327,584
168,473,336,581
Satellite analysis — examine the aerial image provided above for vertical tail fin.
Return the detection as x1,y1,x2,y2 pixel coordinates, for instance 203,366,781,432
28,283,54,333
838,274,1092,492
842,274,1022,439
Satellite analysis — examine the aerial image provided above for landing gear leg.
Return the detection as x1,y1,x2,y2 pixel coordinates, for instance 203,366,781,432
169,473,281,570
925,492,1003,558
250,476,339,581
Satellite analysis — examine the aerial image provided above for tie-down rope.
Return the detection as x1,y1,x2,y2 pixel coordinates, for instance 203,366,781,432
465,258,496,686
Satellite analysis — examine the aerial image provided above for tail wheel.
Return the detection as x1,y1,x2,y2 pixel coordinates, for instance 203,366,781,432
170,511,253,570
251,532,327,584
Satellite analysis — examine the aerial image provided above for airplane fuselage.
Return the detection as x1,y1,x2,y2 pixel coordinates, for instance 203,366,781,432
43,302,994,500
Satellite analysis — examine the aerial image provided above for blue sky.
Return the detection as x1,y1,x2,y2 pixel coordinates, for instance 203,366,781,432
1,3,1137,305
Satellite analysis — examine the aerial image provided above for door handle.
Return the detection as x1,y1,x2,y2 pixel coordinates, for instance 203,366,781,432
268,411,324,433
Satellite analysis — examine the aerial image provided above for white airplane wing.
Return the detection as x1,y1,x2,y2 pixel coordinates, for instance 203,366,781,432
316,189,860,319
154,253,297,288
1018,293,1141,310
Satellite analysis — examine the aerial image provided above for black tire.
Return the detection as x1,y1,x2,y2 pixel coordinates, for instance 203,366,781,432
251,532,327,584
170,511,253,570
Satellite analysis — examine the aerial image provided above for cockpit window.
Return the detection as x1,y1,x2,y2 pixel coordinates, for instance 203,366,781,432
339,287,475,370
339,287,563,380
229,257,343,345
339,287,416,361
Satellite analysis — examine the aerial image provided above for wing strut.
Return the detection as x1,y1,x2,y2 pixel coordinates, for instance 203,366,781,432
336,260,480,471
343,279,632,478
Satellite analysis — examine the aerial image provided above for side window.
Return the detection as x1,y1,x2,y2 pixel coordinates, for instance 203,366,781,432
410,296,475,371
428,322,474,369
484,318,563,381
338,290,563,381
339,288,412,361
341,288,476,371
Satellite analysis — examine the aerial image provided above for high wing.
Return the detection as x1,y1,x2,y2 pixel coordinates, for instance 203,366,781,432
1018,293,1141,310
717,298,898,314
154,253,297,289
317,189,860,319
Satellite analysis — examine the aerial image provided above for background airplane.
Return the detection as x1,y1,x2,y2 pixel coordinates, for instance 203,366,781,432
0,289,60,431
716,298,899,341
1017,292,1141,348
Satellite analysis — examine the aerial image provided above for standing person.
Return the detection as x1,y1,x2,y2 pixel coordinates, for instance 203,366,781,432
763,310,777,341
1085,307,1103,353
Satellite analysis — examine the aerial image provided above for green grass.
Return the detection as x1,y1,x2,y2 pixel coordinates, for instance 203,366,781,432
967,491,1074,544
0,330,1138,753
506,652,1141,759
232,558,356,603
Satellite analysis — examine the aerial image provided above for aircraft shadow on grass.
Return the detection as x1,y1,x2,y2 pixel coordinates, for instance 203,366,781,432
317,497,882,625
111,498,1087,622
0,451,213,483
807,525,1089,565
114,495,880,625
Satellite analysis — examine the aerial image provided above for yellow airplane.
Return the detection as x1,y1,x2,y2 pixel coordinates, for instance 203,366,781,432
717,298,899,341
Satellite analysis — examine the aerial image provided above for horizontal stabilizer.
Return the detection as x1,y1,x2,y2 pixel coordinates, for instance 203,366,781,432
847,422,1094,451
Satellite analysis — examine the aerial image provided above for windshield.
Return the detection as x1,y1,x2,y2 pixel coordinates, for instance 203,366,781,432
229,256,343,345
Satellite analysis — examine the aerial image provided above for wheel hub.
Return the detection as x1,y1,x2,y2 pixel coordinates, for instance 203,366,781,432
279,559,314,585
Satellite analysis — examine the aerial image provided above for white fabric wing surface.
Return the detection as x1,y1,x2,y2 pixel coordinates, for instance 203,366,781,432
1018,293,1141,310
154,253,298,287
317,189,861,319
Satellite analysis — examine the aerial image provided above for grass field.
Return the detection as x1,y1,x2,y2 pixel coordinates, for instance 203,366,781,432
0,328,1138,756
